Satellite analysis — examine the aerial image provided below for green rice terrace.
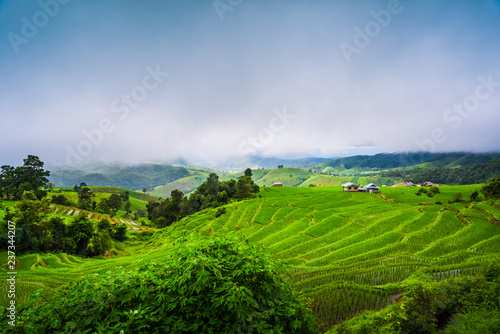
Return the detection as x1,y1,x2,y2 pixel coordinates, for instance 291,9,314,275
1,182,499,332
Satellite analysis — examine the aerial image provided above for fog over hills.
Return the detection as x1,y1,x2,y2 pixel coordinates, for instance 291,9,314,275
2,1,500,166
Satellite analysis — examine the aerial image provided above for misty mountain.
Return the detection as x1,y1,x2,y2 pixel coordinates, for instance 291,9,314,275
322,152,500,170
207,155,333,171
49,164,190,190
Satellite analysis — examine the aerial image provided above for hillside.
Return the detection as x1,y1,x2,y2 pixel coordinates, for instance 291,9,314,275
207,155,332,171
49,163,190,190
383,158,500,185
322,152,500,171
2,185,499,332
150,170,212,198
47,153,500,195
46,186,157,228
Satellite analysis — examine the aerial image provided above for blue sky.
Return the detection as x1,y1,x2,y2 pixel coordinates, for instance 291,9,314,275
1,0,500,167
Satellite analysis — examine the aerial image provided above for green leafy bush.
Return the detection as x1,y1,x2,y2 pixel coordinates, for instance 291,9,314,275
330,273,500,334
482,177,500,199
2,233,317,333
448,193,464,204
215,206,226,217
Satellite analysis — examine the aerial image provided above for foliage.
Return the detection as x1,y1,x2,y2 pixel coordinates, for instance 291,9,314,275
67,214,95,256
382,159,500,185
0,155,50,200
482,177,500,199
448,193,464,204
244,168,253,177
0,192,125,257
112,223,128,241
415,187,428,196
51,194,69,206
444,309,500,334
469,190,480,202
147,172,259,227
77,186,92,210
106,193,123,210
2,184,500,333
215,206,226,217
332,273,500,334
429,186,441,195
97,217,112,232
1,233,318,333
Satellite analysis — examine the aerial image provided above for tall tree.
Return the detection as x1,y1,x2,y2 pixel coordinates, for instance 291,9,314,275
68,214,95,256
18,155,50,190
205,173,220,200
0,165,15,199
482,177,500,199
236,176,253,199
78,187,92,210
106,194,122,211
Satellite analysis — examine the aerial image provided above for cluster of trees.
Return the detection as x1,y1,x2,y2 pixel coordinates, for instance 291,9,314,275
0,191,127,257
415,186,440,197
482,177,500,199
147,169,259,227
96,192,131,216
0,155,50,200
51,183,132,218
415,178,500,203
382,159,500,185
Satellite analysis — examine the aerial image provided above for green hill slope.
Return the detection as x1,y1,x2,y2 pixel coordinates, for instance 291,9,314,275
322,152,500,170
150,170,212,197
4,185,499,332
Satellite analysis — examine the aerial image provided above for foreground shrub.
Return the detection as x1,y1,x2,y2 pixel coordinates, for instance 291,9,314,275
1,233,317,334
330,264,500,334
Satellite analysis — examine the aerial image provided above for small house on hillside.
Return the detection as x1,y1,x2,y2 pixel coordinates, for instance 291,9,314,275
405,182,414,187
359,183,380,193
273,182,283,187
423,181,434,187
365,183,380,193
342,182,359,192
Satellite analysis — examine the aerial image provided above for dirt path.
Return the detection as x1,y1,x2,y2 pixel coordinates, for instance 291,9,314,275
379,194,400,203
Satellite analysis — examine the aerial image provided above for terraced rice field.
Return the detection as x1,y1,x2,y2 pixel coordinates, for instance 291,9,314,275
167,185,500,331
1,185,499,333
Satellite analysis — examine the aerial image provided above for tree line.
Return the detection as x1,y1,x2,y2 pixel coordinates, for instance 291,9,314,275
0,155,50,200
0,156,129,257
51,183,133,218
147,169,259,227
0,190,126,257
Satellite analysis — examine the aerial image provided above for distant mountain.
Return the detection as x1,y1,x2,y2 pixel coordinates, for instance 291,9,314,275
382,158,500,185
49,163,190,190
207,155,332,171
48,152,500,191
322,152,500,170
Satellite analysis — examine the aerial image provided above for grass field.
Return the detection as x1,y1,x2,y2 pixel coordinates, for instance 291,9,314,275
151,170,212,197
1,184,498,332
